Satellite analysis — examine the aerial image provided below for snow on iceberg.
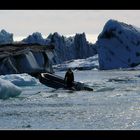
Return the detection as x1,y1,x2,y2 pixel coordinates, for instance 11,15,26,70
97,19,140,70
53,55,99,71
0,78,21,99
1,74,38,86
0,29,13,44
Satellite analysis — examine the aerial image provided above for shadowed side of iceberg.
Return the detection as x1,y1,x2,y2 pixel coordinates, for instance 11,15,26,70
0,43,55,75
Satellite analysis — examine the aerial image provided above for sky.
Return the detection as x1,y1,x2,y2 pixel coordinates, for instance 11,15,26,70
0,10,140,43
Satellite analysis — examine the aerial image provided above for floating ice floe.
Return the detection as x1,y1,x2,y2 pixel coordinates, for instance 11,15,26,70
0,78,21,99
1,73,38,86
53,55,99,71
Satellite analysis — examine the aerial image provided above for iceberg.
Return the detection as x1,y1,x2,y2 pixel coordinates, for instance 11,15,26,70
1,74,38,86
0,29,13,44
22,32,50,45
48,32,97,64
0,44,55,75
0,78,21,99
53,55,99,71
0,30,97,74
97,19,140,70
22,32,97,64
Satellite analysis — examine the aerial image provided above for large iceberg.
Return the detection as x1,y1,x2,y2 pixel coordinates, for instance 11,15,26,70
96,19,140,70
22,32,97,64
0,30,97,75
0,44,55,75
0,29,13,44
0,31,98,75
0,78,21,99
48,32,97,64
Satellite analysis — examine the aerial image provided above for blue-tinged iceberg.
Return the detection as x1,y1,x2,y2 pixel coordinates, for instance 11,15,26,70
22,32,97,64
22,32,50,45
97,19,140,70
0,29,13,44
48,32,97,64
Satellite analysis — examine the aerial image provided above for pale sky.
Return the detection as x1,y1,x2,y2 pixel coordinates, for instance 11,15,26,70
0,10,140,43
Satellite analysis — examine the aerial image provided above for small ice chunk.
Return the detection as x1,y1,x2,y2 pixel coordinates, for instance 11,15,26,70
0,78,21,99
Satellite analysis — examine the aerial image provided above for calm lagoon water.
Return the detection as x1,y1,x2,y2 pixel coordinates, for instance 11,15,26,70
1,70,140,130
